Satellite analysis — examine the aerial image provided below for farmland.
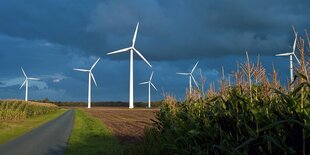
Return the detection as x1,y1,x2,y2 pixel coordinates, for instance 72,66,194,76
65,108,157,155
82,107,158,144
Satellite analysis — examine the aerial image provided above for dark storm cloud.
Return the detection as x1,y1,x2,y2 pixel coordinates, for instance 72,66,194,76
0,0,308,101
0,0,104,54
0,0,309,61
74,0,310,59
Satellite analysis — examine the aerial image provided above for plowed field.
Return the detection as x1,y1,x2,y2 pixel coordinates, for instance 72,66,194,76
82,107,158,144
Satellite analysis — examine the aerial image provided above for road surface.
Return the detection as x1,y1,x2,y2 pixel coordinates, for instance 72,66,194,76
0,110,74,155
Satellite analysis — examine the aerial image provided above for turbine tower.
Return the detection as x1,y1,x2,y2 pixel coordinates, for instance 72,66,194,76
177,61,199,94
20,68,40,101
73,58,100,108
107,22,152,109
276,33,300,82
140,72,157,108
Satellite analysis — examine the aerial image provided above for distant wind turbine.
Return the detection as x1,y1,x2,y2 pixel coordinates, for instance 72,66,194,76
73,58,100,108
106,22,152,109
20,68,40,101
276,33,300,82
177,61,199,94
140,72,157,108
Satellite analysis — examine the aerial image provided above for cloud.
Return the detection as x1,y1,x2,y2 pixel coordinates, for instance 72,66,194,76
0,0,308,101
53,79,61,83
0,34,97,100
0,77,48,90
86,0,310,60
0,0,309,61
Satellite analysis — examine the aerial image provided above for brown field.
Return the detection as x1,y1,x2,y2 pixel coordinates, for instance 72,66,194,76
82,107,159,144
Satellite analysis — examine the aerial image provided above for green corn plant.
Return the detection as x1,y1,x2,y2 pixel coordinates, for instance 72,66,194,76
128,29,310,154
0,100,59,121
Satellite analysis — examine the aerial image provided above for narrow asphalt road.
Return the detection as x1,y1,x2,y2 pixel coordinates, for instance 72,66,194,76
0,110,74,155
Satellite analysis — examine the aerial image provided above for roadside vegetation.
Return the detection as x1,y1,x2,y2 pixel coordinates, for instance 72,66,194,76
0,100,65,144
0,100,60,121
134,31,310,154
66,109,123,155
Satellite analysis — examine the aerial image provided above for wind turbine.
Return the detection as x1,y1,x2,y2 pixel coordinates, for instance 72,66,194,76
106,22,152,109
73,58,100,109
276,33,300,82
20,68,40,101
176,61,199,94
140,72,157,108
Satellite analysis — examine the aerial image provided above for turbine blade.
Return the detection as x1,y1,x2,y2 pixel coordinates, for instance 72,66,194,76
133,48,152,68
191,75,198,87
293,35,297,54
106,47,131,55
73,68,89,72
90,72,97,87
293,53,300,64
20,80,27,89
176,72,190,75
139,81,149,85
21,67,27,78
91,57,101,70
275,52,292,56
132,22,139,47
191,61,199,73
150,72,154,81
151,82,157,91
28,78,40,80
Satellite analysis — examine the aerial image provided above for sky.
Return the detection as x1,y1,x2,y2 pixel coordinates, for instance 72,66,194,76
0,0,309,102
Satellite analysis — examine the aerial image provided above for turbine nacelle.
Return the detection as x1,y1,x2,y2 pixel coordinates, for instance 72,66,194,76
20,68,40,89
176,61,199,88
106,22,152,109
140,72,157,108
275,32,300,64
139,72,157,91
275,32,301,83
20,67,40,101
107,47,152,68
106,22,152,68
73,57,100,109
73,57,100,87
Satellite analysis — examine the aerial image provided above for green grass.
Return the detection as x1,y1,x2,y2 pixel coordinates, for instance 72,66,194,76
0,109,67,144
66,109,123,155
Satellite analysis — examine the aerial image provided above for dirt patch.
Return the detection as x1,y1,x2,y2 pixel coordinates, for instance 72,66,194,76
82,107,158,144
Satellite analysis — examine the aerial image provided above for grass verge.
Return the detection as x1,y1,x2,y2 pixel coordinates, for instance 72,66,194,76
0,109,67,144
66,109,123,155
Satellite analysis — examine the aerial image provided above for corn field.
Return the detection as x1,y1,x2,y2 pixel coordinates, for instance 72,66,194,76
0,100,59,121
139,31,310,154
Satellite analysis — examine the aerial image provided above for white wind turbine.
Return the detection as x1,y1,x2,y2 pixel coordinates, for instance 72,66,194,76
176,61,199,94
107,22,152,109
276,33,300,82
140,72,157,108
20,68,40,101
73,58,100,109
